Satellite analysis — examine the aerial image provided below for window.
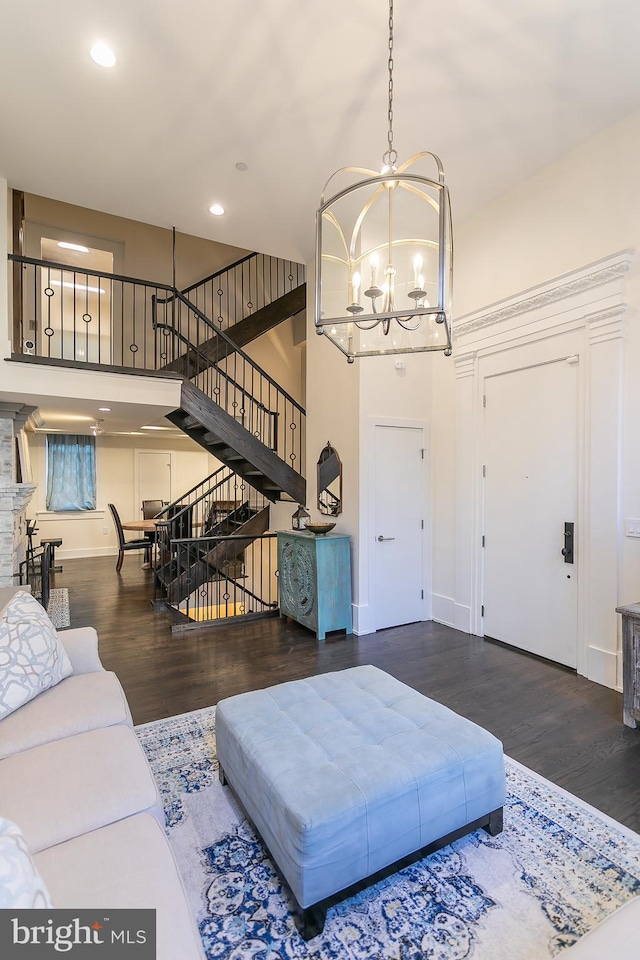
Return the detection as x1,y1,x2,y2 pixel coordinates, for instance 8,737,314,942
46,435,96,511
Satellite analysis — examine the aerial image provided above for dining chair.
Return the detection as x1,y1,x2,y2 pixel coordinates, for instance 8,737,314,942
108,503,150,573
141,499,163,520
141,499,164,558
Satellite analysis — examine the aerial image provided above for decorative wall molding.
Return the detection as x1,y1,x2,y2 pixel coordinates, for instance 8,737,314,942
454,251,633,339
453,352,477,379
585,305,627,344
453,250,631,689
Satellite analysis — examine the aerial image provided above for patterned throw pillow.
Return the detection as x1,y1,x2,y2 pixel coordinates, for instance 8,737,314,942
0,818,53,907
0,591,73,720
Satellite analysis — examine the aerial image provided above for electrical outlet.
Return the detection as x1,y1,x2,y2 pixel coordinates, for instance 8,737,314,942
625,519,640,538
102,527,108,535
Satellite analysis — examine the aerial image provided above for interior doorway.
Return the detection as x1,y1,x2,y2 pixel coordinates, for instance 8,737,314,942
135,451,172,517
39,237,113,363
482,358,579,667
372,421,428,630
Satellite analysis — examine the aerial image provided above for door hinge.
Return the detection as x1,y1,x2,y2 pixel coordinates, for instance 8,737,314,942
421,519,424,530
481,605,485,617
421,449,425,459
421,589,424,599
482,535,485,547
483,394,487,407
482,464,486,478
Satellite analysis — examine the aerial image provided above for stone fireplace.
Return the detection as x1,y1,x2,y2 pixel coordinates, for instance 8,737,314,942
0,404,37,588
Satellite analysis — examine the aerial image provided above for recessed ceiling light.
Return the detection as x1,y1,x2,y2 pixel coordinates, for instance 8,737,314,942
90,42,116,68
98,407,111,412
58,242,89,253
235,162,248,172
209,203,225,216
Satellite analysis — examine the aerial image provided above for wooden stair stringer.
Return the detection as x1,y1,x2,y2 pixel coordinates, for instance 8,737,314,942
161,284,306,378
169,379,305,504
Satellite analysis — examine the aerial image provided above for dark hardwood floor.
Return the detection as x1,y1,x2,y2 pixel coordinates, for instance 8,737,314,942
56,556,640,832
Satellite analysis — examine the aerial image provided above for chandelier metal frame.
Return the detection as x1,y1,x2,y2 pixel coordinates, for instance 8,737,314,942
314,0,454,362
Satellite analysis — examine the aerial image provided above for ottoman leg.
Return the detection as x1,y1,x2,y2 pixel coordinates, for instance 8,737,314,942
293,902,327,941
483,807,503,837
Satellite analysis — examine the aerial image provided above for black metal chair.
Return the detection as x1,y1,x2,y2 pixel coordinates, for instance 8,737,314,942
141,499,163,558
108,503,149,573
142,499,163,520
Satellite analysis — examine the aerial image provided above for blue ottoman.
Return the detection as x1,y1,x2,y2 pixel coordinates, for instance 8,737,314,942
216,665,505,938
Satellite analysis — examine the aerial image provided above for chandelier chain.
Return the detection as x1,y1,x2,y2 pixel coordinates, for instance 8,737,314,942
385,0,397,167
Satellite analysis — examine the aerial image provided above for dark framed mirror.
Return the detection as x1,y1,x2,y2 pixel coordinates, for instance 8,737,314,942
317,442,342,516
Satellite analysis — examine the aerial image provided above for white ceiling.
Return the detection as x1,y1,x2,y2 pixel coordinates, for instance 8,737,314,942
3,0,640,434
2,0,640,266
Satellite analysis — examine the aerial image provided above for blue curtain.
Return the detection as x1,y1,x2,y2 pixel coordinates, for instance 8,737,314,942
46,434,97,511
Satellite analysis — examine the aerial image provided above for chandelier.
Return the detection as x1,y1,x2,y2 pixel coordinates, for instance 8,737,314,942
314,0,453,362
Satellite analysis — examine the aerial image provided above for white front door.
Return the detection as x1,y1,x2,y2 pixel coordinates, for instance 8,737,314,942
482,358,578,666
373,423,427,630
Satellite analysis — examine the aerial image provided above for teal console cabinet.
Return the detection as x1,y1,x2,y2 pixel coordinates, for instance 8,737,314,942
277,531,352,640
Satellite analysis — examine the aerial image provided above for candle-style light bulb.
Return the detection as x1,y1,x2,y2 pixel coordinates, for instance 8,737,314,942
413,254,423,289
351,271,361,305
369,254,379,286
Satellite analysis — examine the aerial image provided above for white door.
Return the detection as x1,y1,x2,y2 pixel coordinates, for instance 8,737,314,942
482,359,578,666
373,423,426,630
136,451,172,515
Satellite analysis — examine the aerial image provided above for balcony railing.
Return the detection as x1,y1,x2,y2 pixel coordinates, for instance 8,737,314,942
180,251,305,336
9,253,306,479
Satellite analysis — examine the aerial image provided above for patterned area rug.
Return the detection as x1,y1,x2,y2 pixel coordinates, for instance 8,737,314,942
47,588,70,629
136,706,640,959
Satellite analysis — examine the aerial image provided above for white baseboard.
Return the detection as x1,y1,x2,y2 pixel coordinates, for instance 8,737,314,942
57,547,118,561
586,644,618,690
454,603,472,634
431,596,472,634
352,603,375,636
432,594,455,628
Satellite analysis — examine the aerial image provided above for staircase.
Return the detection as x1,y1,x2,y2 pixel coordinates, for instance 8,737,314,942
155,258,306,622
9,247,306,628
152,467,276,620
167,379,305,505
158,504,270,604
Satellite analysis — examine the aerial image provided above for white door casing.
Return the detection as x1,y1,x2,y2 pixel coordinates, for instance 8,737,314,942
482,358,579,667
452,249,629,689
371,419,429,631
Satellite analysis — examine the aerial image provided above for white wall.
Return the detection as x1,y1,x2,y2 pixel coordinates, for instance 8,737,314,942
432,107,640,681
29,433,215,560
305,106,640,665
305,263,435,634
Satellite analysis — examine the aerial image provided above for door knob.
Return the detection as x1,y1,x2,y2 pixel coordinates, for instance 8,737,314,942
377,535,395,542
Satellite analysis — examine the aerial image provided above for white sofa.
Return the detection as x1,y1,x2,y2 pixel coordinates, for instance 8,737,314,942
0,587,203,960
561,896,640,958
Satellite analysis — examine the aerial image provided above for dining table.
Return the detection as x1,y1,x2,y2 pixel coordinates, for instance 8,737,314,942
121,519,165,534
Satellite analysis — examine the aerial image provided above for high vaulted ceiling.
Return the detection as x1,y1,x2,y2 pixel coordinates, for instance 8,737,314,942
2,0,640,264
